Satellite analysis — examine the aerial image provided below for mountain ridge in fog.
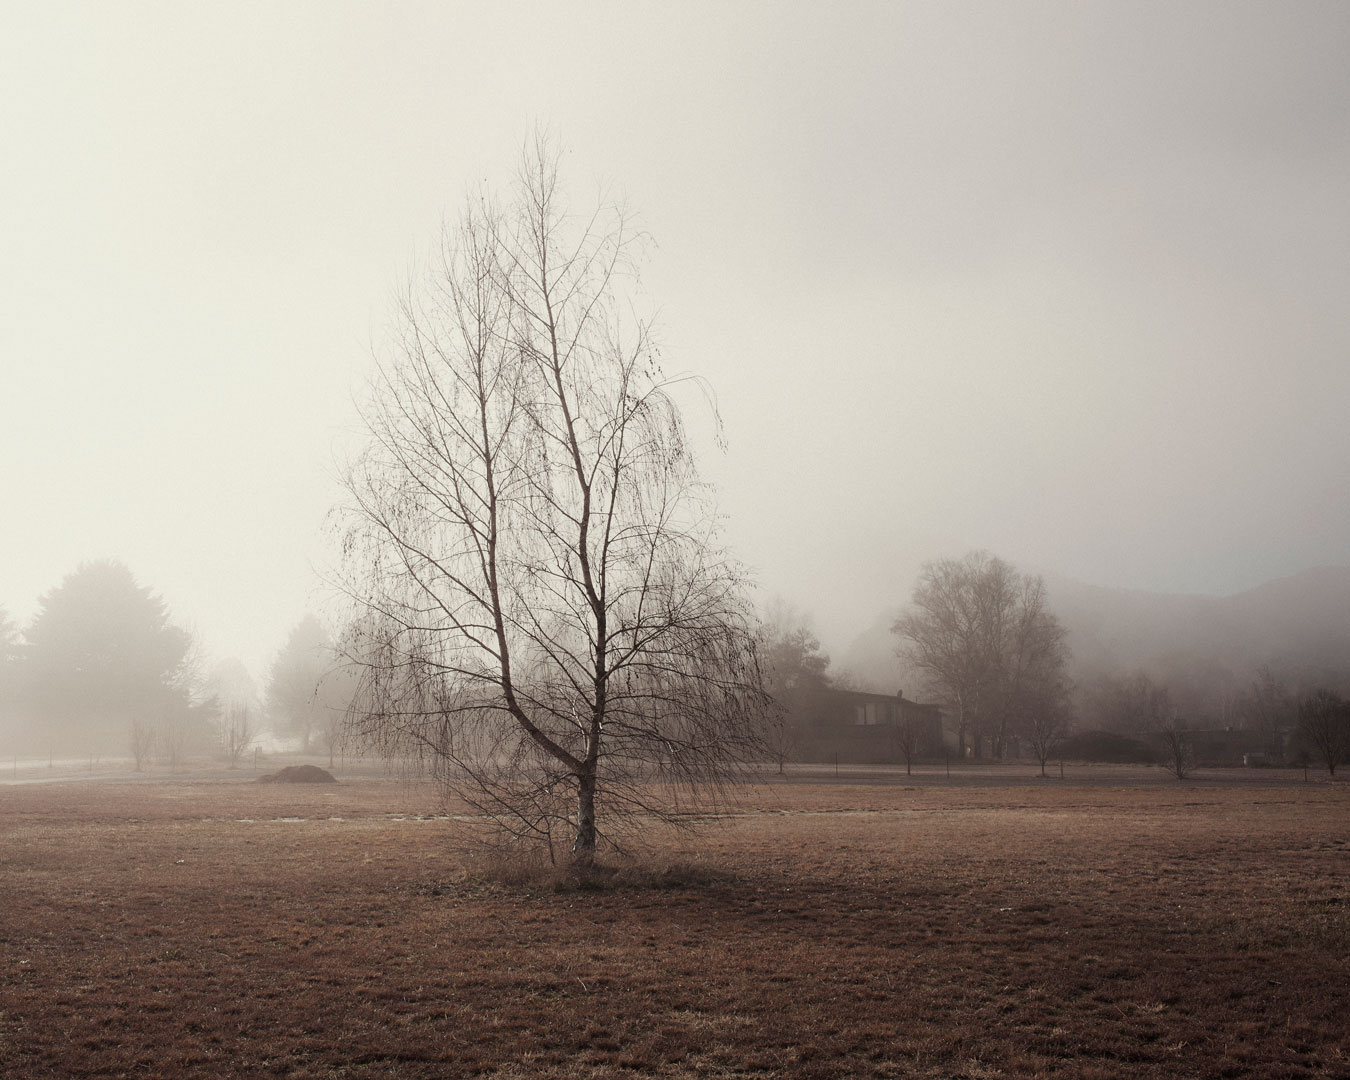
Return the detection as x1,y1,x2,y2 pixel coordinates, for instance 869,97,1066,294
839,565,1350,697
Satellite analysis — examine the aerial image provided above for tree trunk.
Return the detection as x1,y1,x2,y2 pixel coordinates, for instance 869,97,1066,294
573,770,597,866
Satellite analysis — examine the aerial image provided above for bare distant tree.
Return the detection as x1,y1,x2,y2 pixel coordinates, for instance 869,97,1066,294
894,553,1004,758
336,137,773,867
219,705,254,769
1232,666,1294,759
1236,666,1286,727
894,552,1068,760
1156,714,1193,780
206,658,260,767
129,715,155,771
892,710,921,776
1092,673,1192,778
1297,688,1349,777
999,575,1072,761
1023,679,1072,778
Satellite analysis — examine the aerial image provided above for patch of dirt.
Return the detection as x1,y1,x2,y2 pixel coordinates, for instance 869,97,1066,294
257,764,338,784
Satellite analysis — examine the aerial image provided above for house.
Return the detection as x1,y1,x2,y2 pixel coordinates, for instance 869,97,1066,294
787,687,944,764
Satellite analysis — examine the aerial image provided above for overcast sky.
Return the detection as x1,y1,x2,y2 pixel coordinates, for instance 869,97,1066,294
3,2,1348,678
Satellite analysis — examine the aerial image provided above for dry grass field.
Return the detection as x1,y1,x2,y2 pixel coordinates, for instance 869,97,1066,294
1,767,1347,1079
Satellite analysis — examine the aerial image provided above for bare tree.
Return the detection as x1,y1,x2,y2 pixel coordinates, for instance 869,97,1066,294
206,658,260,767
1156,714,1193,780
892,710,920,776
336,138,773,867
999,575,1072,762
1297,688,1349,777
219,705,254,769
894,552,1068,760
1089,673,1191,778
1022,677,1072,777
157,636,214,770
129,715,155,771
1232,666,1294,760
1235,666,1289,728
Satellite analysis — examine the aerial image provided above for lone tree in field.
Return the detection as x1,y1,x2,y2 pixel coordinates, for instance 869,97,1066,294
1297,688,1349,777
893,552,1069,760
1155,714,1193,780
1024,678,1071,778
337,140,773,866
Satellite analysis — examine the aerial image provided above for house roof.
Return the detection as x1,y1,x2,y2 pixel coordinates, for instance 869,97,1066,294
824,687,943,713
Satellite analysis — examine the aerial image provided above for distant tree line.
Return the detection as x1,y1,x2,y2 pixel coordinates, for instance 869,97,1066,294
5,553,1345,781
866,549,1350,777
0,561,212,762
1070,666,1349,774
0,560,358,769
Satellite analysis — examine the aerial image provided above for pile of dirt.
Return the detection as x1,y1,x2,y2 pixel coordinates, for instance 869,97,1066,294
257,765,338,784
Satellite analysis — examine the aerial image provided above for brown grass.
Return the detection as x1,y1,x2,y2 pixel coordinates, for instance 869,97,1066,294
1,772,1347,1078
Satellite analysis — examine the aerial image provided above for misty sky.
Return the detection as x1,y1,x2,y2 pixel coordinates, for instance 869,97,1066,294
3,2,1348,679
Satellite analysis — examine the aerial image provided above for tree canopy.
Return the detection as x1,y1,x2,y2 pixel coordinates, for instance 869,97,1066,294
760,600,832,701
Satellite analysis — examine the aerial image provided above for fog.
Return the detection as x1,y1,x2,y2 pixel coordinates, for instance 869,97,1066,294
2,2,1348,678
